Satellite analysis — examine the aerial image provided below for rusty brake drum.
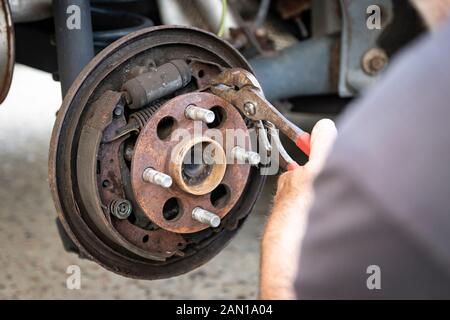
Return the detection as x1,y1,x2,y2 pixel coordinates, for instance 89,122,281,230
49,26,266,279
0,0,14,104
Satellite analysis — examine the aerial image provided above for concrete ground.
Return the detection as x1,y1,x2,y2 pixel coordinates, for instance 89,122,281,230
0,65,277,299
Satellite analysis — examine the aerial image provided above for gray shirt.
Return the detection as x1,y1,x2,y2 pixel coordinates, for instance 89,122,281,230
295,20,450,299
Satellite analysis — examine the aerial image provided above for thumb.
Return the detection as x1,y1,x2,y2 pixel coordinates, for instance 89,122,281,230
306,119,337,176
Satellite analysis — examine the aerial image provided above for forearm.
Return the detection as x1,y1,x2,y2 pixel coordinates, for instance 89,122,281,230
260,186,313,299
259,119,337,300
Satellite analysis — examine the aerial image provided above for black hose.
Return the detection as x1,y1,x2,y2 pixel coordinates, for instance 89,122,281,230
91,6,154,50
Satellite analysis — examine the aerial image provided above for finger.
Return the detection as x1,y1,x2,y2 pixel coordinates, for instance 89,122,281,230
276,171,289,192
295,133,311,156
307,118,337,176
287,161,300,171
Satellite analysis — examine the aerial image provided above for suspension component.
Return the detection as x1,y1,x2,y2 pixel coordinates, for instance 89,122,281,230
53,0,94,95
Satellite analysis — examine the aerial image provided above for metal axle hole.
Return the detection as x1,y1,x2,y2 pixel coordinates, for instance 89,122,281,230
210,184,230,208
163,197,181,221
207,106,226,128
157,116,175,140
182,142,213,186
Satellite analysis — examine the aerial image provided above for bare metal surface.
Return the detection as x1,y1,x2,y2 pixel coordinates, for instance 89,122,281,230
185,105,215,123
0,0,14,104
142,168,173,188
231,147,260,166
0,65,274,299
192,207,221,228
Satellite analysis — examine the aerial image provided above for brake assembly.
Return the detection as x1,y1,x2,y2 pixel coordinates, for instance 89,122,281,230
49,26,266,279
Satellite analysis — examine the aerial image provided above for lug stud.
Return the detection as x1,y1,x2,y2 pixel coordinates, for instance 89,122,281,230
142,167,172,188
192,207,221,228
231,146,260,166
185,105,215,123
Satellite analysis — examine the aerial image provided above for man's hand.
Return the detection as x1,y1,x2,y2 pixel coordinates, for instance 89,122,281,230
275,119,338,205
260,119,337,300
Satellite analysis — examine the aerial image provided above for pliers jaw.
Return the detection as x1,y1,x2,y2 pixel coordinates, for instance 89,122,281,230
209,68,311,172
210,68,262,91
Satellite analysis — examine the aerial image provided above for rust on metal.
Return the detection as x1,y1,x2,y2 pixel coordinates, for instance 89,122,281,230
362,48,388,76
48,26,265,280
113,220,186,257
276,0,311,20
169,136,227,196
190,60,223,89
0,0,14,104
131,92,251,234
210,68,303,142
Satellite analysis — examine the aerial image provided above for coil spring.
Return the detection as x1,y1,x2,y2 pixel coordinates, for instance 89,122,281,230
129,100,167,129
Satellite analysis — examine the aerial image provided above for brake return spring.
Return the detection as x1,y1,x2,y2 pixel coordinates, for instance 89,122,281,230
104,100,166,143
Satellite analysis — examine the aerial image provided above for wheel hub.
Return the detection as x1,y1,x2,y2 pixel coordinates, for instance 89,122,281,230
131,92,251,234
